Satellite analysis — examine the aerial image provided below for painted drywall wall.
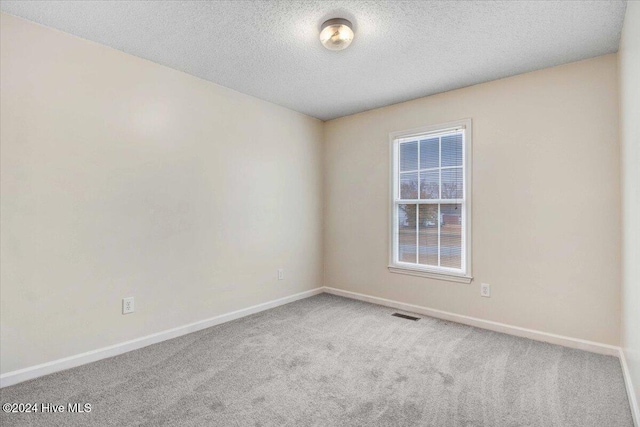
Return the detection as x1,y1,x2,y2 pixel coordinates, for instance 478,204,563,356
619,0,640,407
0,13,324,374
323,54,621,346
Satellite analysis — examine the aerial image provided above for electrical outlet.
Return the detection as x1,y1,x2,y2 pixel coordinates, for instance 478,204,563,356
122,297,135,314
277,269,284,280
480,283,491,298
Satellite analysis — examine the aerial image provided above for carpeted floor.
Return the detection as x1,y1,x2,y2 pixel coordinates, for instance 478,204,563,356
0,293,634,426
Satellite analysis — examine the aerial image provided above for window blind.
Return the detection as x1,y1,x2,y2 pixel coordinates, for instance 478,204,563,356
395,129,465,271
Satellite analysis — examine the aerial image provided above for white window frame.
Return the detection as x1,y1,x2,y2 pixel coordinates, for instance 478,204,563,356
388,119,473,284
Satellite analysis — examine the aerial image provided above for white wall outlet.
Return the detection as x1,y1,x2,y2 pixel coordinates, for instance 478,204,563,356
277,269,284,280
480,283,491,298
122,297,135,314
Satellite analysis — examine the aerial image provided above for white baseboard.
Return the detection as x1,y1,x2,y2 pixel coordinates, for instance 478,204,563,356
0,287,323,388
322,286,620,357
620,348,640,427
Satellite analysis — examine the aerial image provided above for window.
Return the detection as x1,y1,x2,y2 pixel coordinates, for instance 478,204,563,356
388,119,472,283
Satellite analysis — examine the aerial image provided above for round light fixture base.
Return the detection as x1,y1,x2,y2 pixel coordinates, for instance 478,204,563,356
320,18,354,51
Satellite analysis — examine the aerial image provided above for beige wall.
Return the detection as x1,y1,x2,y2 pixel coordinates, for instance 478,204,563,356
619,0,640,406
0,13,324,374
324,54,621,345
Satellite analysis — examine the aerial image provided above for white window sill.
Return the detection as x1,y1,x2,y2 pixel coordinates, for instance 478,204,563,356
388,265,473,283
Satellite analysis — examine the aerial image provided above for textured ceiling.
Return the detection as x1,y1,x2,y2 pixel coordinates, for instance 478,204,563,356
0,1,627,121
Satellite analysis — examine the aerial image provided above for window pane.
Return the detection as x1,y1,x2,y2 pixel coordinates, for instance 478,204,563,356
400,172,418,199
441,168,463,199
440,204,462,269
419,171,439,199
419,205,438,266
420,137,439,169
441,134,463,167
400,141,418,172
397,204,417,263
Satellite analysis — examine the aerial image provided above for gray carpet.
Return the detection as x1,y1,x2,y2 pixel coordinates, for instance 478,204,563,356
0,294,634,426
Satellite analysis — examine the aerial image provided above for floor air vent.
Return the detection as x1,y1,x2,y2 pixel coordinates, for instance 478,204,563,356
392,313,420,321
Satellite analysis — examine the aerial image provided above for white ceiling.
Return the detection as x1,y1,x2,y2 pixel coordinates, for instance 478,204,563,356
0,1,627,121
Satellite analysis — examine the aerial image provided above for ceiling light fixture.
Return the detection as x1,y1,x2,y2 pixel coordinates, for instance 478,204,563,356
319,18,354,51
